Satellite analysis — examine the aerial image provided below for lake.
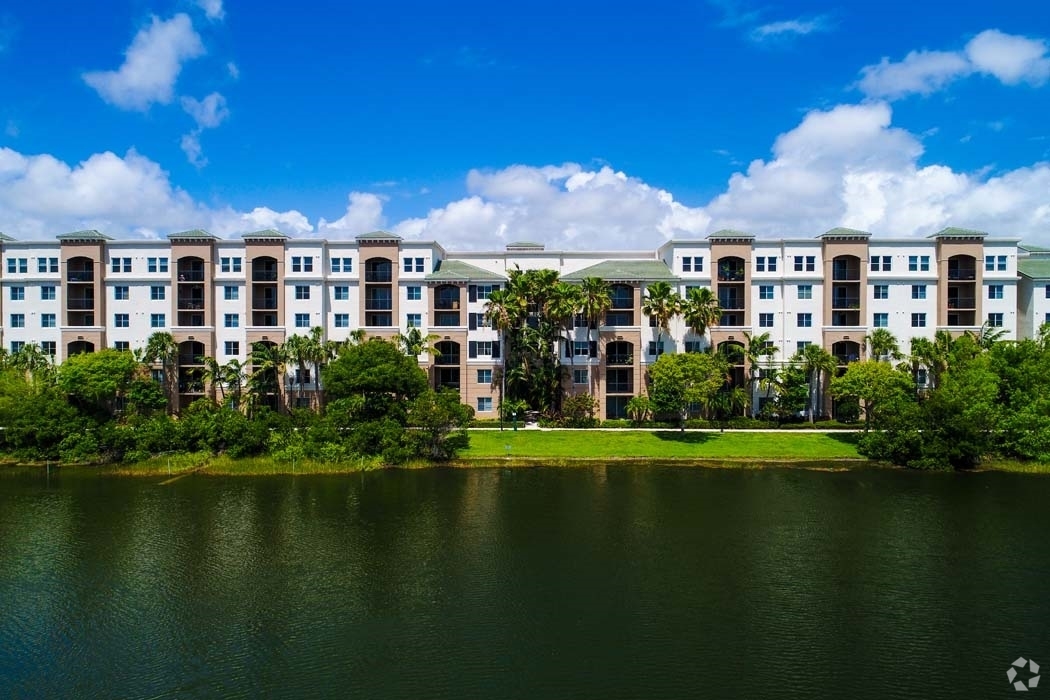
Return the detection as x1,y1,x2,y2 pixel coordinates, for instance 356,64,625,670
1,466,1048,698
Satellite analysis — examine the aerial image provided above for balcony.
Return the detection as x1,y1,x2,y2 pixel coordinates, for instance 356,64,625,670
947,297,976,310
607,354,633,366
947,271,976,281
717,269,745,282
832,296,860,309
435,299,460,311
606,380,633,394
67,298,95,310
435,352,461,366
178,382,205,393
251,298,278,310
365,299,392,311
717,295,745,311
177,271,205,282
252,270,278,282
178,298,205,310
435,312,460,327
67,271,94,283
365,270,392,283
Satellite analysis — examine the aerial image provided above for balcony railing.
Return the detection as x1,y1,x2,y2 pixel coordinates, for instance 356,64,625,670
607,354,633,366
435,300,460,310
832,296,860,309
606,381,633,393
718,298,745,310
178,355,203,366
66,298,95,310
435,312,460,326
832,269,860,281
947,297,976,309
948,270,976,281
178,299,205,310
365,300,392,311
252,270,278,281
252,299,278,310
834,353,860,364
717,270,745,282
67,272,94,282
179,382,205,393
365,271,392,283
177,271,205,282
435,354,461,366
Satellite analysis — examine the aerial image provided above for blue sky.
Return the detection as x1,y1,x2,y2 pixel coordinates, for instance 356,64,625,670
1,0,1049,248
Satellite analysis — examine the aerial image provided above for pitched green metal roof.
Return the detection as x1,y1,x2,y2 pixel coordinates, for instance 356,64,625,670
929,227,988,239
168,229,217,240
427,260,506,282
506,241,545,250
1020,244,1050,253
355,230,402,241
563,259,676,283
1019,258,1050,279
57,229,112,241
0,232,14,242
707,229,754,240
821,227,872,238
241,229,287,240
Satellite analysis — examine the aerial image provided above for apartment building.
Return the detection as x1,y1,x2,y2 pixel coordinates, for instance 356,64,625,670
0,226,1030,419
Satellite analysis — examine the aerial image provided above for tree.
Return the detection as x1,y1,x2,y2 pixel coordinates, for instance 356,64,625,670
829,360,914,430
396,327,441,360
283,333,314,406
682,286,722,350
641,281,682,352
57,349,140,419
323,338,428,422
743,331,778,416
247,342,287,415
579,276,611,363
864,328,901,362
405,389,474,460
647,352,727,429
141,332,179,413
9,343,56,387
796,344,836,423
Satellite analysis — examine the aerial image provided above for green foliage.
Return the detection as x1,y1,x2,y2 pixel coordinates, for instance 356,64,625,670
648,352,727,424
405,389,474,459
829,361,914,430
558,393,599,428
322,339,428,421
625,395,652,423
57,349,140,418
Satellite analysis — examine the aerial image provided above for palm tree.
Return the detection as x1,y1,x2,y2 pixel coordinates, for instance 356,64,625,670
248,341,287,414
743,331,778,417
396,327,442,359
9,343,55,386
965,321,1008,350
641,281,682,353
283,334,313,407
142,332,179,413
682,287,722,351
909,331,955,390
201,356,227,406
797,344,836,423
549,281,584,393
865,328,901,362
579,276,611,352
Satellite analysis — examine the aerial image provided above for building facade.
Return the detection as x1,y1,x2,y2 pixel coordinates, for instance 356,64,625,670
0,226,1035,419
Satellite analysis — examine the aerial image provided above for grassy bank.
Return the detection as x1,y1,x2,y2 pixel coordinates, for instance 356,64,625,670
457,429,865,465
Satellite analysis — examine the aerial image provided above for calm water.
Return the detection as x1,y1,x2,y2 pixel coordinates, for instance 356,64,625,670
2,466,1049,699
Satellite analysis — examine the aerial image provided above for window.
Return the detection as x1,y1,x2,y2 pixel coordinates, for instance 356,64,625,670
147,257,168,273
870,256,892,272
37,257,58,273
797,313,812,328
42,341,56,356
475,341,493,356
220,257,242,273
873,284,888,300
797,284,812,300
648,341,665,356
295,285,310,300
569,341,588,356
334,313,350,328
9,286,23,301
404,257,413,272
224,286,239,300
908,255,929,272
986,255,1008,271
295,313,310,327
114,341,129,352
9,313,24,327
1045,284,1050,299
911,313,926,327
334,286,349,300
475,284,496,300
224,341,240,356
37,259,46,273
150,286,165,301
7,258,26,273
41,286,55,300
150,313,165,328
294,369,311,385
759,312,774,327
682,256,703,272
10,341,23,353
477,369,493,384
796,341,812,351
684,341,704,353
290,256,313,273
115,313,130,328
224,313,239,328
998,255,1007,271
407,286,421,301
873,312,888,327
911,285,926,300
476,397,493,412
415,257,424,272
794,255,816,272
114,285,129,301
331,257,353,273
40,313,56,328
987,312,1004,327
759,285,774,300
573,368,589,384
756,256,777,272
988,284,1003,300
407,313,421,328
112,257,131,273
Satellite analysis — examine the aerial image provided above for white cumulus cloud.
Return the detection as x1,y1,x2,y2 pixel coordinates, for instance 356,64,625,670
318,192,388,236
858,28,1050,99
83,14,205,111
181,92,229,129
195,0,225,21
750,16,831,42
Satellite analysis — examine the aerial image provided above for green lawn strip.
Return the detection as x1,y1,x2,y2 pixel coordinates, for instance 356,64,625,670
461,429,863,461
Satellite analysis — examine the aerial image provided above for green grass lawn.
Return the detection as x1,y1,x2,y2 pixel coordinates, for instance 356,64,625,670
461,429,864,462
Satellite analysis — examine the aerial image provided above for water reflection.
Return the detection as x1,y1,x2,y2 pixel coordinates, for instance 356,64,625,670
1,467,1049,699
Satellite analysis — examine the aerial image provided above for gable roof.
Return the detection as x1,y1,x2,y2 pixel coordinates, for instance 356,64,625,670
241,229,288,241
57,229,112,241
427,259,506,282
563,259,676,283
707,229,754,241
821,227,872,239
168,229,218,241
355,230,402,242
929,227,988,239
